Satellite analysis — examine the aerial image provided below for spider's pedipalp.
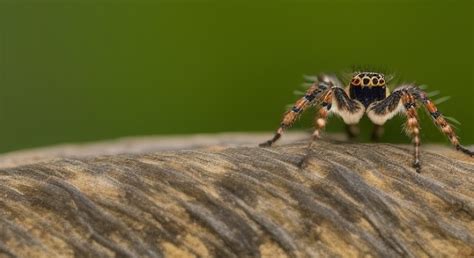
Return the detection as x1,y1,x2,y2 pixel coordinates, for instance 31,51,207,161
330,87,365,125
366,89,405,125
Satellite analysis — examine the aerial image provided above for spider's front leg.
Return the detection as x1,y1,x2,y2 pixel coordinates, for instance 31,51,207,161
368,86,473,172
297,87,365,168
310,87,365,142
310,90,333,141
367,89,423,172
402,93,422,171
259,79,330,147
411,87,473,157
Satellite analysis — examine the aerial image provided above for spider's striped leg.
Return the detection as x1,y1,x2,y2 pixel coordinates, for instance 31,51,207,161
311,91,333,141
310,75,350,141
298,90,333,168
259,82,328,147
413,88,473,156
310,87,364,143
299,87,364,168
367,88,423,171
401,93,422,172
368,86,473,172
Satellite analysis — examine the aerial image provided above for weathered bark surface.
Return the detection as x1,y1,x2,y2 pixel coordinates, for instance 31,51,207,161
0,133,473,258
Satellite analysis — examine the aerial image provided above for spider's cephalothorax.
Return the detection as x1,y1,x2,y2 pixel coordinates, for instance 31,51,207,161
349,72,387,107
259,71,473,173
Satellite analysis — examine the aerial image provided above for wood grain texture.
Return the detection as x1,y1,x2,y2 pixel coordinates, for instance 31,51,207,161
0,133,473,258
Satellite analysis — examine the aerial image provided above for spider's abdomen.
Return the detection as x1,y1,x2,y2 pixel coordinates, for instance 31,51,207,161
349,72,387,107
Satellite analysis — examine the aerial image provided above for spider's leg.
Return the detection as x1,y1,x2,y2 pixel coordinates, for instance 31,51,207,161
367,88,423,171
401,92,422,172
297,92,332,168
311,86,365,141
259,81,329,147
412,88,473,157
371,125,384,142
299,87,364,168
346,124,360,140
310,91,333,141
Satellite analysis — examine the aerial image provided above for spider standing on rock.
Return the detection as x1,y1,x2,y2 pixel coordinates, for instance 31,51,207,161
259,71,473,172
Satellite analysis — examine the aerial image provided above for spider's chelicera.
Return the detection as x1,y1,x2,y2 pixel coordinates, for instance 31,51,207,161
259,71,473,172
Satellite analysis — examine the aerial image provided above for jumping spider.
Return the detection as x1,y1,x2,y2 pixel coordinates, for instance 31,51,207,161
259,71,473,172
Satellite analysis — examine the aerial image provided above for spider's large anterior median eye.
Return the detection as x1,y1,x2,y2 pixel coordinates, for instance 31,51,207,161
372,78,379,85
363,77,370,85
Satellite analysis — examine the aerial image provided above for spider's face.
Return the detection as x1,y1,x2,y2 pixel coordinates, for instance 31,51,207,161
349,72,387,107
351,72,386,87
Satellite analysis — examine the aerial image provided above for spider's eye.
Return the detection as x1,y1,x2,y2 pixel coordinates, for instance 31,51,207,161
379,79,385,85
363,78,370,85
372,78,379,85
352,78,361,85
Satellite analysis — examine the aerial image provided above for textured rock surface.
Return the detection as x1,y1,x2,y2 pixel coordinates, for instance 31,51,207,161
0,133,473,257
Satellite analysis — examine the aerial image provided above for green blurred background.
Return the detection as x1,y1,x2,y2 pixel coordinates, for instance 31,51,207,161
0,0,472,153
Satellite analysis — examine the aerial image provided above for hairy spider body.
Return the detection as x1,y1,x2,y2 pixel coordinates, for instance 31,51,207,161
259,71,473,172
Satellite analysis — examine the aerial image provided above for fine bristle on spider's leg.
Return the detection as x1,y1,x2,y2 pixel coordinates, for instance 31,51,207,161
444,116,461,126
433,96,451,105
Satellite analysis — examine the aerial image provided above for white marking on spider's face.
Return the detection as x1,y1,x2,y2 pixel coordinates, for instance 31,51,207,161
330,98,365,125
366,101,405,125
